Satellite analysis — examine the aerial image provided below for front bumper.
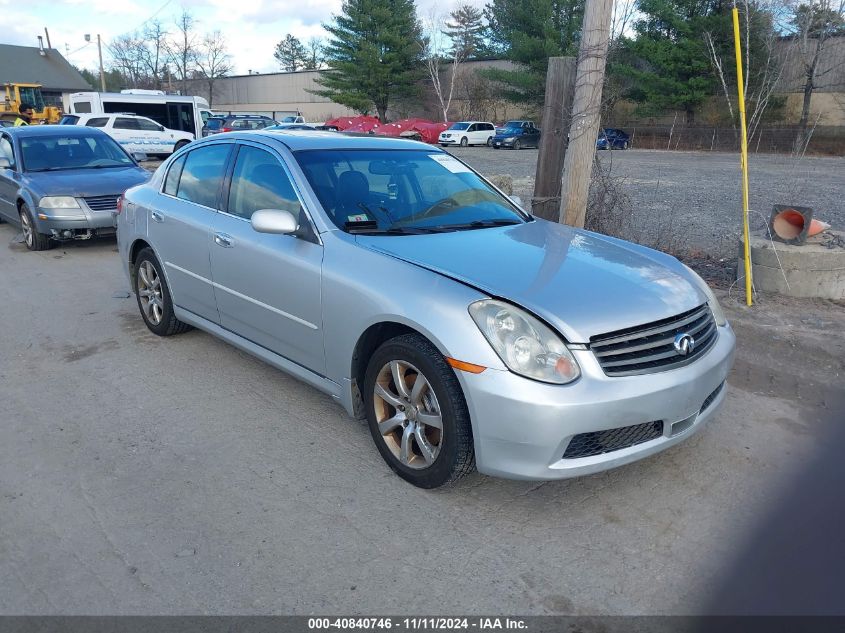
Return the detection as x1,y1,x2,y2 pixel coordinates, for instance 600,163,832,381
492,138,516,148
459,324,736,480
34,203,117,234
438,137,459,145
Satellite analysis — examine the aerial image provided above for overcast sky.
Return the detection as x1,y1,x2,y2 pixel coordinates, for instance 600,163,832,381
3,0,485,77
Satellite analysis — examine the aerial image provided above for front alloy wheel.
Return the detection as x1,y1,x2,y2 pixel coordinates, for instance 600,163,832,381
364,333,475,488
373,360,443,469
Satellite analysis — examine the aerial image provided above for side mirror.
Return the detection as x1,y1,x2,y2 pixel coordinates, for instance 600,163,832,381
158,125,165,132
132,152,148,162
251,208,299,235
0,157,11,169
510,195,524,209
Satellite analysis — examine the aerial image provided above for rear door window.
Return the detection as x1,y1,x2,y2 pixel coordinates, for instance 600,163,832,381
85,117,109,128
176,144,231,208
163,155,186,196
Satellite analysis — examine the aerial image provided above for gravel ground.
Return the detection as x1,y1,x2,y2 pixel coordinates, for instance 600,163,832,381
445,147,845,259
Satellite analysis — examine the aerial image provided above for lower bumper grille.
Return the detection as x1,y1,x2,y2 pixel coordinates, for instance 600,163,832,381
83,195,120,211
563,420,664,459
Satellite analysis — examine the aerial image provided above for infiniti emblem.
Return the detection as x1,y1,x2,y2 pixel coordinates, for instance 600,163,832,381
674,333,696,356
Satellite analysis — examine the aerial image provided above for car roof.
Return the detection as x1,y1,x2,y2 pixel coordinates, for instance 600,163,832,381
197,129,438,152
4,124,107,138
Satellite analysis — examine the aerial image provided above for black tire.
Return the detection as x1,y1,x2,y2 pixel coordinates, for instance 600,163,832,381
513,139,522,150
19,204,52,251
363,333,475,488
622,140,629,149
460,136,468,147
133,247,192,336
173,140,190,153
486,136,493,147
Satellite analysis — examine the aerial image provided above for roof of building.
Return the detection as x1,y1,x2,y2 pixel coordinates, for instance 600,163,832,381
0,44,91,92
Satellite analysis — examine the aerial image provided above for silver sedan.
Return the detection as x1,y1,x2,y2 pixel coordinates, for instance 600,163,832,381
117,131,735,488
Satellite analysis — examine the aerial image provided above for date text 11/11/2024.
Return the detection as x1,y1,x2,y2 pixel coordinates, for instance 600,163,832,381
307,617,528,630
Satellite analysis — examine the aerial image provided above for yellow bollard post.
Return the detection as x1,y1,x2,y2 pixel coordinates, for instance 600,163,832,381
733,6,753,306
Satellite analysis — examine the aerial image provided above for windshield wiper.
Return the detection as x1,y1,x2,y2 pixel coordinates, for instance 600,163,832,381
435,219,521,231
348,223,446,235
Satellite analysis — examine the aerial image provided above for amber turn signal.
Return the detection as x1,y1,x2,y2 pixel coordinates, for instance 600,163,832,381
445,357,487,374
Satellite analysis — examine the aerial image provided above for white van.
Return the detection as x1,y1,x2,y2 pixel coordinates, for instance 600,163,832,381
67,91,212,141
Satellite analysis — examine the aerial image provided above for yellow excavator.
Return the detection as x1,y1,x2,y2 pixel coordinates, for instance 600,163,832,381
0,83,62,124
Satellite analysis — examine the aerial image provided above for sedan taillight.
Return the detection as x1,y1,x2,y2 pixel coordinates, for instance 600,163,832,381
221,127,233,132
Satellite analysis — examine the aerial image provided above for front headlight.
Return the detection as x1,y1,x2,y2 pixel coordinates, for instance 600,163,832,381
39,196,80,209
504,137,516,142
683,265,727,326
469,299,580,384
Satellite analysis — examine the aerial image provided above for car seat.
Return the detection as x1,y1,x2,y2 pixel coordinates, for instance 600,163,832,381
335,171,370,224
23,142,49,170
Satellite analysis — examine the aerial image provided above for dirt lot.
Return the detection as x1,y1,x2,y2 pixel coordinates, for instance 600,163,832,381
1,187,843,614
445,147,844,260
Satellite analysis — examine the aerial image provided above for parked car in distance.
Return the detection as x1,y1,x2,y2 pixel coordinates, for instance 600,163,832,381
597,128,630,150
59,113,194,158
439,121,497,147
0,125,150,250
492,121,541,149
279,115,306,124
117,131,735,488
202,114,278,137
264,124,315,131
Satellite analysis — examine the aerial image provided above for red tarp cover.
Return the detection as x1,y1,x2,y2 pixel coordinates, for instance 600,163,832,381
323,115,380,131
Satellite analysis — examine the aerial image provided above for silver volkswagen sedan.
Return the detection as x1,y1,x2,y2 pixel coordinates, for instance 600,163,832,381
117,131,735,488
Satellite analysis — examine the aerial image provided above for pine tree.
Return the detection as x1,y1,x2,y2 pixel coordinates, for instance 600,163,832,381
315,0,427,121
619,0,730,124
274,34,308,72
481,0,585,105
444,4,490,60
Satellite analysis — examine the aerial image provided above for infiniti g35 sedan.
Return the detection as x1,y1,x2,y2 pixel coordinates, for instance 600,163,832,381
117,131,735,488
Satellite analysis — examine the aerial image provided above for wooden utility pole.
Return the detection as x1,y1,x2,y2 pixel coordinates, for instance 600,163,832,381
560,0,614,227
532,57,577,221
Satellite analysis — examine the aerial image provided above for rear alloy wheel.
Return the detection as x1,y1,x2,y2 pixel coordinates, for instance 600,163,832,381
460,136,468,147
19,204,52,251
622,140,629,150
486,136,493,147
364,334,474,488
173,140,190,152
134,247,192,336
513,139,522,150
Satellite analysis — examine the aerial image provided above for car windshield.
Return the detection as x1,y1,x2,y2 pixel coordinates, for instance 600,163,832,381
206,118,224,129
449,123,470,130
502,121,523,129
59,115,80,125
21,135,134,172
295,149,529,234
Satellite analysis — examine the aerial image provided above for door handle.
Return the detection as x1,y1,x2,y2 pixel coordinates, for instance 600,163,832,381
150,211,164,223
214,232,233,248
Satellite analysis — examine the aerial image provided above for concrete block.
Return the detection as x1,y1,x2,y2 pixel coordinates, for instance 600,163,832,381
737,230,845,300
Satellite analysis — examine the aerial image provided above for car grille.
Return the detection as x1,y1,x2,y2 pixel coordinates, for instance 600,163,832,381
563,421,663,459
590,304,717,377
83,195,120,211
700,382,725,413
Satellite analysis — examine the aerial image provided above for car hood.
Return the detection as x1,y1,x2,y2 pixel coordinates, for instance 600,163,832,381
24,166,150,198
356,219,705,342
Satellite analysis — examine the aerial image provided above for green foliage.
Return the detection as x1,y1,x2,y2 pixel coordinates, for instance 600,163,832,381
618,0,731,123
76,67,123,92
274,34,308,72
444,4,493,60
315,0,427,121
482,0,584,104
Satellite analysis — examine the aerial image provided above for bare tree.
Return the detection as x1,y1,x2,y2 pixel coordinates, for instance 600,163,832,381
140,20,168,89
108,33,147,88
704,0,793,142
196,31,232,107
304,37,324,70
165,9,199,94
788,0,845,152
423,9,466,122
